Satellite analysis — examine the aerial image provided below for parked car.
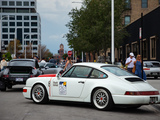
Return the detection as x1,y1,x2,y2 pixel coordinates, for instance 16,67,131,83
23,63,160,110
0,59,42,91
143,61,160,79
39,62,63,74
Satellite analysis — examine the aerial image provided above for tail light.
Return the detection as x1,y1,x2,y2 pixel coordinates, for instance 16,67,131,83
3,75,9,78
143,68,150,70
23,89,27,92
125,91,159,95
30,75,37,77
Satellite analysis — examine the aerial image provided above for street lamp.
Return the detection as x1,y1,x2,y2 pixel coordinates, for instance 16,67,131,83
24,34,36,59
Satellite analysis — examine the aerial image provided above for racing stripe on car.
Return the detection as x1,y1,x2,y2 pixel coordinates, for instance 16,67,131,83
49,77,52,97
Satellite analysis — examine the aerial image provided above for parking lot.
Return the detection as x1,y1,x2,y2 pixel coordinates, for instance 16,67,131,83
0,78,160,120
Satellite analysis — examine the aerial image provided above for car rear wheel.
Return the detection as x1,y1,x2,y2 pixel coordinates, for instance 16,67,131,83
92,88,114,110
31,84,49,104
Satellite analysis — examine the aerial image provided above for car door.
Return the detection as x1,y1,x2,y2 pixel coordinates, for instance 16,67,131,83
52,66,92,98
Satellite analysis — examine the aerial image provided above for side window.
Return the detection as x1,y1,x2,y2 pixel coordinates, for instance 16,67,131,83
63,67,75,77
70,66,92,78
90,69,107,78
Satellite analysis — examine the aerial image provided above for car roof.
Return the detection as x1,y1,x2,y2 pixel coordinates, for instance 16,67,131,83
73,62,116,68
144,61,160,63
10,59,36,62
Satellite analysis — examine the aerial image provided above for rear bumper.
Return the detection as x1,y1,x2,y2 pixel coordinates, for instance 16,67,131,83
112,95,160,105
23,86,32,99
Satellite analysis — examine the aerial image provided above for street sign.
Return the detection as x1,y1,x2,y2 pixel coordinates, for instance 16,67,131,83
139,27,142,39
68,51,72,57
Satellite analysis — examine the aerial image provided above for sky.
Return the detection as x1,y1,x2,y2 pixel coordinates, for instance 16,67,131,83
37,0,82,54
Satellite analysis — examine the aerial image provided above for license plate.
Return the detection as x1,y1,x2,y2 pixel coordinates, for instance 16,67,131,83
16,78,23,81
152,73,158,75
150,97,158,104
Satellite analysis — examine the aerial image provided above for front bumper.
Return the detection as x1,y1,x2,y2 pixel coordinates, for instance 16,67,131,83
112,95,160,105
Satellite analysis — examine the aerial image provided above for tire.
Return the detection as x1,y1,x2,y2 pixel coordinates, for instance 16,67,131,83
92,88,114,110
0,81,6,91
31,84,49,104
7,84,12,89
154,76,158,79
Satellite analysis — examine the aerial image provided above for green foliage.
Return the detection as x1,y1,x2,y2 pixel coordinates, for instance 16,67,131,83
65,0,128,53
2,52,12,61
62,53,68,60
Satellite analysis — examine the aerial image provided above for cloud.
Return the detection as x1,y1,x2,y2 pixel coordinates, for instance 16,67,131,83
37,0,82,54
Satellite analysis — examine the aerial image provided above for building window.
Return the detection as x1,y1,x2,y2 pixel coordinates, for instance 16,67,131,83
150,37,156,59
31,16,37,20
24,22,29,26
10,22,15,26
2,22,8,26
17,22,22,26
31,28,37,32
24,28,30,33
24,1,29,6
125,0,131,9
159,0,160,4
31,35,38,39
24,35,30,39
17,16,22,20
33,41,38,45
24,16,29,20
31,2,35,6
132,42,139,58
142,0,148,8
10,34,15,39
3,34,8,39
17,8,29,13
16,1,22,6
142,40,148,60
10,28,15,33
126,44,130,57
124,16,130,26
2,15,8,20
2,28,8,33
2,1,7,6
33,47,37,50
9,1,15,6
3,8,15,13
31,22,37,26
9,15,15,20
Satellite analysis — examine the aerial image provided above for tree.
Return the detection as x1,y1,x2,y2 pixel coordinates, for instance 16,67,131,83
7,39,22,57
65,0,128,60
38,45,53,59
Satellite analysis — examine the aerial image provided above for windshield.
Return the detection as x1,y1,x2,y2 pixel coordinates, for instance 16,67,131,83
101,66,134,76
144,62,160,67
9,60,34,67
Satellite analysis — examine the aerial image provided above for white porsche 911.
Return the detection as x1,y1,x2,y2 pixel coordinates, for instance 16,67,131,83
23,63,160,110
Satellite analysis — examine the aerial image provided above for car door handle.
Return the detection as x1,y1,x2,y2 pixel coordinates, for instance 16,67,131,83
78,81,85,84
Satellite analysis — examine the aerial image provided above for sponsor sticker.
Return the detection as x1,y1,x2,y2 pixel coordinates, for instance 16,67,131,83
53,81,58,86
59,81,67,95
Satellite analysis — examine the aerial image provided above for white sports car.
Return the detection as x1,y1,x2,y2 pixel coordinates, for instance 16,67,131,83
23,63,160,110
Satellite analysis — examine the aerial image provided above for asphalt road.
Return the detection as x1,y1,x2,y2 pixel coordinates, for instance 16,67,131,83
0,78,160,120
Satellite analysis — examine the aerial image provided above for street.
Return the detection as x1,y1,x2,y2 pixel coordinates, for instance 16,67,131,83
0,78,160,120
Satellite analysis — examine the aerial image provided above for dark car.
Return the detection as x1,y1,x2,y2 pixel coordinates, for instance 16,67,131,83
39,62,63,74
0,59,42,91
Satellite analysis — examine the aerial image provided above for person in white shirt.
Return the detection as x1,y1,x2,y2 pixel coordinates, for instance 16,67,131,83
40,57,46,63
125,52,136,73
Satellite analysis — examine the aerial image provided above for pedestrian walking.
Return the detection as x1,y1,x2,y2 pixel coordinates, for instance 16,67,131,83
40,57,46,63
63,57,72,71
0,57,7,71
134,55,146,80
49,56,57,64
125,52,136,73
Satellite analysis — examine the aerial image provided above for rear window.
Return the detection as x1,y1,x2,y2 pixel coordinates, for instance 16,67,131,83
101,66,134,76
144,62,160,67
9,60,34,67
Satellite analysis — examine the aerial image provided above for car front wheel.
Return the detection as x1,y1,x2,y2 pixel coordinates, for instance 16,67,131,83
31,84,49,104
92,88,114,110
